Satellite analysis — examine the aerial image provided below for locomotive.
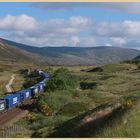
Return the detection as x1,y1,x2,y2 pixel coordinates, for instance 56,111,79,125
0,70,49,113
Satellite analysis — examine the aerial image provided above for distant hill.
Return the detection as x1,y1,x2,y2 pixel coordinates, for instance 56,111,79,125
1,38,140,66
133,54,140,60
0,39,45,64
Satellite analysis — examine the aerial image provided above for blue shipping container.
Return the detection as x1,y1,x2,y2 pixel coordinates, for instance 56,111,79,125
34,83,43,93
3,93,21,109
30,86,39,98
0,99,6,112
44,73,49,78
16,88,31,101
40,81,46,87
36,82,44,92
38,70,44,75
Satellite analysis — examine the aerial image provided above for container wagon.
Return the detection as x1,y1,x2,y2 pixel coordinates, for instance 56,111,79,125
3,94,21,109
16,88,31,102
36,82,45,93
0,99,6,112
30,86,39,98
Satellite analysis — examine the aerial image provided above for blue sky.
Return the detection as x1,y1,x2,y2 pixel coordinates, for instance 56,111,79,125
0,2,140,49
1,3,140,21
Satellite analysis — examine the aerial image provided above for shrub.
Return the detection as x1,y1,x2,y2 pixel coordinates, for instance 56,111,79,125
80,82,97,89
57,102,87,117
36,91,74,113
122,99,133,109
46,68,79,91
40,104,50,116
26,113,37,123
23,70,43,88
45,67,54,75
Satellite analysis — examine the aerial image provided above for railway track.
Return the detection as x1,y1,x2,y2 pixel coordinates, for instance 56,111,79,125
0,99,34,127
0,108,28,127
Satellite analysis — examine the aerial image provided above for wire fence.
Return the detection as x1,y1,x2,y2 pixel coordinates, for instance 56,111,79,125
0,125,25,138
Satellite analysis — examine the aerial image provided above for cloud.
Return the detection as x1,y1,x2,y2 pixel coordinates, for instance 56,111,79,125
0,14,93,46
70,36,80,46
105,43,112,47
69,16,91,27
93,20,140,38
32,2,140,14
0,14,37,31
1,14,140,49
109,37,126,47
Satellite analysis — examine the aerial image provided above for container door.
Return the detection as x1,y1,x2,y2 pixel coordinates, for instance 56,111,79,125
13,97,18,104
0,102,5,112
25,91,30,99
20,93,24,101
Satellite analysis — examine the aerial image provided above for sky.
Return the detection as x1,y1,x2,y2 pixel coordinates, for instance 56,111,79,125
0,2,140,49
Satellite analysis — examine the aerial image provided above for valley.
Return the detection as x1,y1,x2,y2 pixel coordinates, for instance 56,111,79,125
0,39,140,137
1,2,140,138
0,60,139,137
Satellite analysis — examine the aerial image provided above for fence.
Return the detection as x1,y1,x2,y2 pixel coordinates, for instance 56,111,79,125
0,125,25,138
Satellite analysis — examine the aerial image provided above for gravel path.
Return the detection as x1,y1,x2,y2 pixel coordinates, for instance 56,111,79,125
5,74,15,92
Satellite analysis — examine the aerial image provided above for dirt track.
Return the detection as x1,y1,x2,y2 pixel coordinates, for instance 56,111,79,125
5,74,15,92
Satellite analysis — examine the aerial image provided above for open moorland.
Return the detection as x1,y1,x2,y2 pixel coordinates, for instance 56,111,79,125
1,61,140,137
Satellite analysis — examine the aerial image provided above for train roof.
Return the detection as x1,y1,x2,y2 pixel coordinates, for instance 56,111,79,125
0,99,5,103
3,93,20,99
30,85,39,89
16,88,31,93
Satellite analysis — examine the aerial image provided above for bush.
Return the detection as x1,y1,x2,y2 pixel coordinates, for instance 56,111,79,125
45,67,54,75
23,70,43,88
19,68,29,75
57,102,87,117
40,104,50,116
36,91,74,113
26,113,37,123
122,99,133,109
80,82,97,89
46,68,79,91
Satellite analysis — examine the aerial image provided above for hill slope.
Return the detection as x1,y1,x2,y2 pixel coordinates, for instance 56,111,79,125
2,38,140,65
0,39,46,64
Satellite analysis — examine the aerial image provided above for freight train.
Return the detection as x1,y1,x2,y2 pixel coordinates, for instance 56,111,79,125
0,70,49,113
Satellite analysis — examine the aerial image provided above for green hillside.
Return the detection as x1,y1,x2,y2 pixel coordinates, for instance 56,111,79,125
2,38,140,66
0,39,45,65
11,62,140,138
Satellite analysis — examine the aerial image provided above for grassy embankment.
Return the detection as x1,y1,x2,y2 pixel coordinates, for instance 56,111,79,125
12,62,140,137
0,61,34,97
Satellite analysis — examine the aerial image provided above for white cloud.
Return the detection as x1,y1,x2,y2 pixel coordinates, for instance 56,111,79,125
0,14,37,31
94,20,140,39
1,14,140,49
70,36,80,46
69,16,90,27
122,20,140,37
105,43,112,47
109,37,126,47
0,15,92,46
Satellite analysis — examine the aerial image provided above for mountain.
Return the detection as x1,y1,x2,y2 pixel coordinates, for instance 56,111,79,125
0,39,45,64
1,38,140,66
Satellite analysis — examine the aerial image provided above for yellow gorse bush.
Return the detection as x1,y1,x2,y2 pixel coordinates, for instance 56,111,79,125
40,104,50,116
122,99,133,109
26,113,37,122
